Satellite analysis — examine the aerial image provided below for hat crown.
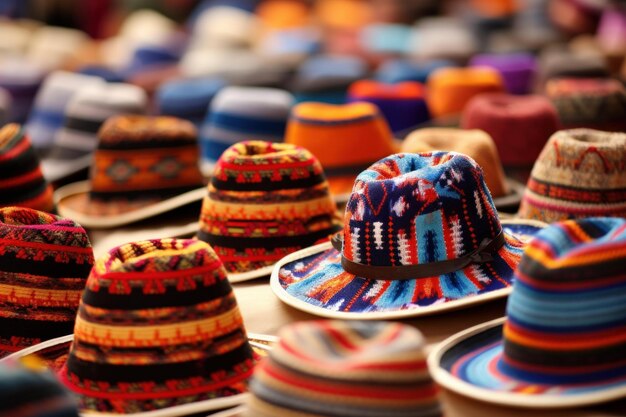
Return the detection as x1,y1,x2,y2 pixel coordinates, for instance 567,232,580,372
503,217,626,385
343,152,502,267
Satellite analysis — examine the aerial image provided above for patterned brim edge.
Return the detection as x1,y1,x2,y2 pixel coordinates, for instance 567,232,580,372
427,317,626,408
54,181,206,229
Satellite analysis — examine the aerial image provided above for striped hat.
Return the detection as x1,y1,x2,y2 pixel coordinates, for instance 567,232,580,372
26,71,104,155
285,102,398,203
469,53,537,95
200,86,294,176
55,238,259,414
426,67,505,118
55,115,205,229
198,141,342,282
245,320,442,417
429,217,626,407
347,80,430,134
0,57,45,123
545,77,626,132
519,129,626,222
41,83,148,184
0,206,94,358
156,77,226,128
0,361,79,417
271,152,545,319
375,59,454,84
0,124,54,213
461,93,560,168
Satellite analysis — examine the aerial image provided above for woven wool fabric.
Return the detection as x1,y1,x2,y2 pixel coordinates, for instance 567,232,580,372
0,206,93,358
0,361,79,417
198,141,342,277
545,78,626,131
444,217,626,395
58,238,257,414
469,53,537,95
461,93,560,167
285,102,398,201
347,80,430,134
245,320,442,417
276,152,533,315
518,129,626,222
0,124,54,212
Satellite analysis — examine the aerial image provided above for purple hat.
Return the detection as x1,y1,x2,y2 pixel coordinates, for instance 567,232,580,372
470,53,537,95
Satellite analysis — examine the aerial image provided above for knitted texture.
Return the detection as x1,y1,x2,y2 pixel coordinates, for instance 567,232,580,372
0,206,93,358
448,217,626,394
461,93,560,167
277,152,528,314
59,238,256,414
0,124,54,212
198,141,341,276
545,78,626,131
518,129,626,222
245,321,442,417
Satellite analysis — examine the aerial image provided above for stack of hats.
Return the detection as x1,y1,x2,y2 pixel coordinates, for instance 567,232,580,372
200,86,294,175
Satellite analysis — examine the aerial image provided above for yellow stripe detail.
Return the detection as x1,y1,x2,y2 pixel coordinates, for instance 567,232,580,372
524,244,626,269
0,284,81,306
200,196,335,221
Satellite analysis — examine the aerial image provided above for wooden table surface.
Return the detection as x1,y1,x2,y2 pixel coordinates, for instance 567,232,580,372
88,220,626,417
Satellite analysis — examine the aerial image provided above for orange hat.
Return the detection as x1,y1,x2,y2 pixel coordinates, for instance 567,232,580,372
285,102,398,202
315,0,373,29
257,0,311,30
426,67,505,118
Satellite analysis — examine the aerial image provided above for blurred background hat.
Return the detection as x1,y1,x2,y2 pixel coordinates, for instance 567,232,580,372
469,52,537,95
26,26,89,71
410,17,478,63
375,59,455,84
0,57,45,123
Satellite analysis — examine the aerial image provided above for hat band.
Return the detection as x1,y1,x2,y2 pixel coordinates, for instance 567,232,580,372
64,116,103,134
331,231,505,280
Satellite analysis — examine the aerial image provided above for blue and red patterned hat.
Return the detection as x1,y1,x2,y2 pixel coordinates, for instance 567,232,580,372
429,217,626,408
271,152,545,319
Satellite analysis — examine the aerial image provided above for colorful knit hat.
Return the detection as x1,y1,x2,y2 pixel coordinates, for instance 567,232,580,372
518,129,626,222
402,128,525,210
198,141,342,282
271,152,546,319
26,71,105,155
426,67,505,118
0,57,45,123
375,59,455,84
49,238,261,415
42,83,148,184
156,77,227,128
55,115,205,229
461,93,560,168
0,361,79,417
469,53,537,95
347,80,430,134
244,320,442,417
0,124,54,213
0,206,93,358
545,77,626,131
200,86,294,176
429,217,626,408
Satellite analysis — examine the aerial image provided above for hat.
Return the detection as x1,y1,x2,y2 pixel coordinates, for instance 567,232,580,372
191,6,260,49
200,86,294,176
285,102,399,203
461,93,560,168
26,71,105,155
256,0,311,29
410,17,478,63
469,53,537,95
0,124,54,212
26,26,89,71
156,77,227,128
518,129,626,222
0,57,45,123
270,152,546,319
243,320,442,417
198,141,342,282
545,77,626,132
0,361,79,417
428,217,626,408
426,67,505,118
375,59,455,84
8,238,270,415
55,115,205,229
597,7,626,58
402,128,525,210
292,55,368,104
41,83,148,184
124,44,181,77
360,23,413,55
77,65,125,83
347,80,430,134
539,50,609,84
0,206,93,359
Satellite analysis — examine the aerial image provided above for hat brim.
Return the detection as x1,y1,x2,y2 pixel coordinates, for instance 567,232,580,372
2,333,278,417
427,317,626,408
41,154,92,183
270,219,546,320
55,181,206,229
